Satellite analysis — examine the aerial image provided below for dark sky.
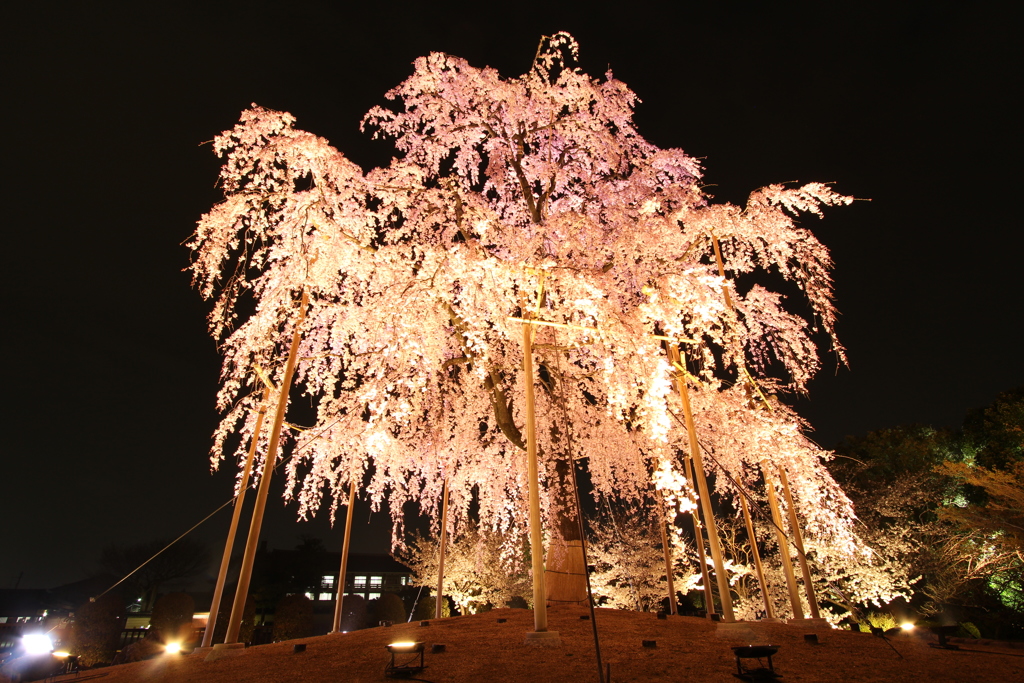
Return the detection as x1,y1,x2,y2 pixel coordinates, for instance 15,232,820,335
3,1,1020,590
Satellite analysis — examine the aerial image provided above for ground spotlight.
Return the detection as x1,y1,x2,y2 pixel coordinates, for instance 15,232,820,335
165,642,182,654
385,641,425,677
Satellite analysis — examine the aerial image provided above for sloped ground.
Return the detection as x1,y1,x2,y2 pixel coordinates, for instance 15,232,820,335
32,605,1024,682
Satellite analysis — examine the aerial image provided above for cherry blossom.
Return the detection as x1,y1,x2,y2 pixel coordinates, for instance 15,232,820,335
190,34,864,590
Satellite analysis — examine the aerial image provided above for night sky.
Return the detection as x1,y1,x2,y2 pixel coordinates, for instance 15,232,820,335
4,2,1020,590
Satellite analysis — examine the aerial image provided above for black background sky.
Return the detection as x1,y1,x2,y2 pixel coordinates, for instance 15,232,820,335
3,1,1020,590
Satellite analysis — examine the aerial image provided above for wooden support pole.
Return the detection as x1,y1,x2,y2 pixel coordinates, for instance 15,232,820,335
656,495,678,615
686,454,715,619
739,493,774,619
202,387,271,648
778,466,820,618
706,231,804,620
435,478,450,619
330,477,358,633
221,290,308,647
522,320,553,635
670,347,734,622
761,461,803,619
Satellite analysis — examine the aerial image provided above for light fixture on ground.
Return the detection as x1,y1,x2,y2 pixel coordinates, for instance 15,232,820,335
385,641,425,677
732,645,781,681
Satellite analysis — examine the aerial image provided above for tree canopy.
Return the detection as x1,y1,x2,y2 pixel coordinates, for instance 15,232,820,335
190,33,858,571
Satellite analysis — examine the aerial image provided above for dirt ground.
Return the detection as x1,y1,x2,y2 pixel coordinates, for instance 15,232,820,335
27,605,1024,682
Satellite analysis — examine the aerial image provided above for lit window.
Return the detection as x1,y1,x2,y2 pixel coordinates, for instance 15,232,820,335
370,576,383,587
322,575,335,589
354,576,367,587
304,592,315,601
369,593,381,601
318,593,333,601
400,576,407,586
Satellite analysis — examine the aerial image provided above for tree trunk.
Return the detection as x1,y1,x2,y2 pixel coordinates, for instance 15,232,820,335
545,458,588,605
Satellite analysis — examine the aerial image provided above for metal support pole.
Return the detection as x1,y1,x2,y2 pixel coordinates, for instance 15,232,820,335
435,478,450,620
201,387,270,648
330,477,358,633
778,466,820,618
221,290,308,647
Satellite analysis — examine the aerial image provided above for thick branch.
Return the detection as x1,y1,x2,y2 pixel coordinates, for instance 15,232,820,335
443,303,526,450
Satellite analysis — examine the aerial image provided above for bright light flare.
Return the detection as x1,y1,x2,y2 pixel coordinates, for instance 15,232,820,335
22,634,53,655
386,641,423,653
52,651,71,658
164,642,182,654
900,622,915,632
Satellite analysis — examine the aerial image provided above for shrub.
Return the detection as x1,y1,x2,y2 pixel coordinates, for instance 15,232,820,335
958,621,981,639
151,592,195,644
858,611,898,633
413,595,450,621
273,595,313,641
118,630,167,663
370,593,406,626
70,594,126,666
340,594,367,632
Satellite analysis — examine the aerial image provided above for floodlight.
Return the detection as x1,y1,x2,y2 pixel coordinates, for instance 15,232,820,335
52,651,70,658
732,644,780,680
165,642,182,654
22,634,53,655
900,622,915,632
385,641,425,677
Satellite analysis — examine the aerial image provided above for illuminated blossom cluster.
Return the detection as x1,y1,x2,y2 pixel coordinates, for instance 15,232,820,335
397,523,533,614
190,33,863,576
587,513,701,612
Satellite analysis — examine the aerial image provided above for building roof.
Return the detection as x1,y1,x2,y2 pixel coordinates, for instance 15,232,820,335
0,589,70,617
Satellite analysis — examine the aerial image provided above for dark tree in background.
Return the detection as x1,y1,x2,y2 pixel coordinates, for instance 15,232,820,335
69,593,126,666
150,592,195,643
99,538,210,611
369,593,406,626
339,594,367,632
272,594,314,642
833,424,958,489
962,386,1024,470
829,386,1024,637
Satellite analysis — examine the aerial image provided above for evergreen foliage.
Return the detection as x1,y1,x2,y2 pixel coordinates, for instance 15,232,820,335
69,593,126,666
150,592,195,643
340,593,367,631
272,594,314,641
